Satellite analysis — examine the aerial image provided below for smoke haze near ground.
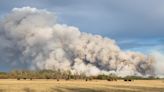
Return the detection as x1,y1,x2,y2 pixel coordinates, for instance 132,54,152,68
0,7,161,77
151,51,164,78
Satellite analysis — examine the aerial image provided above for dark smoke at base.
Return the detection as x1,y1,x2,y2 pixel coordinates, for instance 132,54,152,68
0,7,158,77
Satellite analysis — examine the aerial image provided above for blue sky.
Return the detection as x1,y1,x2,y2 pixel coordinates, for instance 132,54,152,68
0,0,164,53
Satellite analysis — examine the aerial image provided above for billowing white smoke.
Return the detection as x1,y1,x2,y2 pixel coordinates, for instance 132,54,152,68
151,51,164,78
0,7,155,76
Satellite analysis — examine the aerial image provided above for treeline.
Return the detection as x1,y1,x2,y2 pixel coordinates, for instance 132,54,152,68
0,70,160,80
0,70,86,79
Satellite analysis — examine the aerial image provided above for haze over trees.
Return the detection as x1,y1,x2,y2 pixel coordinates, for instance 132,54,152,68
0,70,159,80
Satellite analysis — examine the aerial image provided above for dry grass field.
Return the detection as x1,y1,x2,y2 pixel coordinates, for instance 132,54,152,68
0,79,163,92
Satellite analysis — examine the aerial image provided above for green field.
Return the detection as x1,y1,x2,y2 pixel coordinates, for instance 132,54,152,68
0,79,164,92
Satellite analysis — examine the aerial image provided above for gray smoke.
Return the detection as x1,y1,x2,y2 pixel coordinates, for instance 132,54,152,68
0,7,155,76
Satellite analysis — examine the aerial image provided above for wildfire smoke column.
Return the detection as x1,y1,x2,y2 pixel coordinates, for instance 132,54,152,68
0,7,155,77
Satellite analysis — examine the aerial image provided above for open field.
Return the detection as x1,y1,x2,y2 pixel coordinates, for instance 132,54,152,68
0,79,164,92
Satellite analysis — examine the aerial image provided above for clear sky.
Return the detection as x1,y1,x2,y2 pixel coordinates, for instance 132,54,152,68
0,0,164,53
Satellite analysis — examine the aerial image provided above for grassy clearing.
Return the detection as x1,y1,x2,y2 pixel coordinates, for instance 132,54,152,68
0,79,163,92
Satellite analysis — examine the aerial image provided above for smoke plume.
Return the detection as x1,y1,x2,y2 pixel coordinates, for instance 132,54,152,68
151,50,164,78
0,7,156,76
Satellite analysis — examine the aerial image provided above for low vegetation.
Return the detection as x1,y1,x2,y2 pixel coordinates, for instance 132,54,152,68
0,79,163,92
